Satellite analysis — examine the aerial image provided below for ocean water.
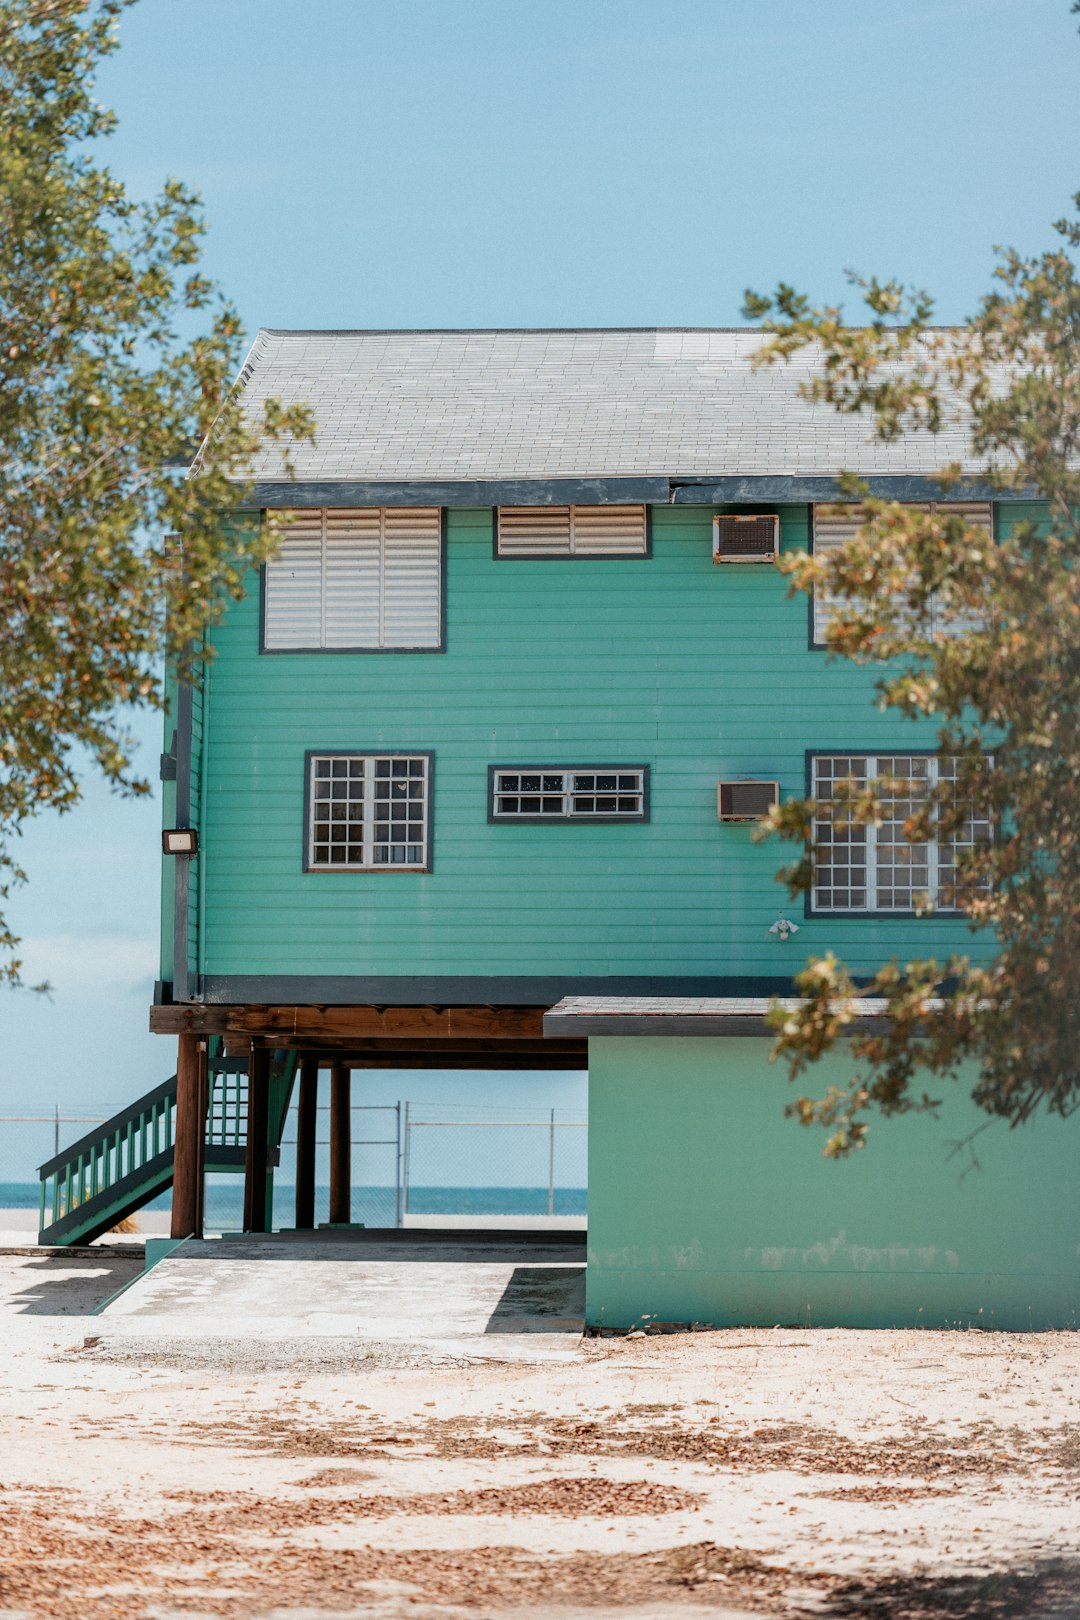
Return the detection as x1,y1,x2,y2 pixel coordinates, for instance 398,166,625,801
5,1181,588,1225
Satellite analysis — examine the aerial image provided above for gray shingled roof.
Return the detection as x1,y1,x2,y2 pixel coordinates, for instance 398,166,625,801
233,327,977,486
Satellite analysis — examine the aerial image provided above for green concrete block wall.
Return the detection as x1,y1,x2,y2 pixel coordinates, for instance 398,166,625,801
174,503,1021,986
586,1036,1080,1331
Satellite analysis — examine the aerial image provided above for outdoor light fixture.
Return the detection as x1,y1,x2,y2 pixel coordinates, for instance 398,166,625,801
162,828,199,856
769,916,800,943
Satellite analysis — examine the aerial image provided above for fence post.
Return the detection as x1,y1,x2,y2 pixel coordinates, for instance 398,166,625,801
401,1101,411,1219
394,1101,403,1228
54,1104,60,1159
548,1108,555,1217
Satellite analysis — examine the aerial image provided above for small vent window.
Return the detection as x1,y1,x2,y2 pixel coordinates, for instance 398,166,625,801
491,766,648,821
811,503,992,645
265,508,442,651
307,753,432,871
496,505,648,558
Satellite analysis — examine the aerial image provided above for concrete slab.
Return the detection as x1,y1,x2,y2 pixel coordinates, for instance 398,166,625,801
99,1233,586,1362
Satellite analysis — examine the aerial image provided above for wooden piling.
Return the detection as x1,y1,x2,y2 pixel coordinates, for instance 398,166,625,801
171,1033,205,1240
295,1056,318,1230
243,1045,271,1233
329,1062,351,1225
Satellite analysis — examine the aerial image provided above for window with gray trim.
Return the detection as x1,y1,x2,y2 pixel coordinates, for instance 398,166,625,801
810,753,991,914
307,754,431,870
491,767,648,821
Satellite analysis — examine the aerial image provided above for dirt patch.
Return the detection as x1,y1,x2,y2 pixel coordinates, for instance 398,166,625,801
294,1465,380,1488
5,1490,1078,1620
165,1475,702,1528
180,1408,1080,1480
807,1484,957,1504
0,1496,789,1618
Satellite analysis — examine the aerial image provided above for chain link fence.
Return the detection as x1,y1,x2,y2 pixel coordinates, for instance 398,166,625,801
402,1106,588,1223
1,1101,588,1232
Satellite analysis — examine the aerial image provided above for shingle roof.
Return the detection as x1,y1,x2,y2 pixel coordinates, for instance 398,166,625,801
233,327,978,488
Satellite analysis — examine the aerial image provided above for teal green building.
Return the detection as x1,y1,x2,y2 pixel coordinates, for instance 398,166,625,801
38,329,1079,1328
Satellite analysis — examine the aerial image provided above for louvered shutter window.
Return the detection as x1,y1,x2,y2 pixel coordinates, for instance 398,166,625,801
264,508,442,650
926,503,993,640
497,505,647,557
811,503,992,644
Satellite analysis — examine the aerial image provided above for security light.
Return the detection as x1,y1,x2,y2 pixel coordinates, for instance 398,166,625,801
162,828,199,856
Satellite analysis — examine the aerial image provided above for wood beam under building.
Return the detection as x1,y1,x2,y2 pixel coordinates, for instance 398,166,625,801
151,1003,553,1042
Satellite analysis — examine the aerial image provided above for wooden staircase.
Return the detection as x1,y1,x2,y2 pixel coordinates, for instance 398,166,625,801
37,1043,297,1245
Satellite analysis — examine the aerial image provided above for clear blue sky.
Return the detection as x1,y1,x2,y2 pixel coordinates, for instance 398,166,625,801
2,0,1077,1146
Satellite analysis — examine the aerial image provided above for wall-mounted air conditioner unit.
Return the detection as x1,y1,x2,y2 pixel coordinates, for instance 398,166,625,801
717,780,779,821
712,513,779,563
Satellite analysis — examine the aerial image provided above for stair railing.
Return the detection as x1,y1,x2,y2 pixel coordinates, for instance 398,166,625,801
37,1076,178,1236
37,1043,290,1243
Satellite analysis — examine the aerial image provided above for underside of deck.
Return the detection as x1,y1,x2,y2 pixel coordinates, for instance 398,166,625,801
149,1003,587,1243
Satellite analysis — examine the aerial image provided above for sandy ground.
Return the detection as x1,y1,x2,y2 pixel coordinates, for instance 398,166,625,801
1,1250,1079,1620
0,1206,172,1245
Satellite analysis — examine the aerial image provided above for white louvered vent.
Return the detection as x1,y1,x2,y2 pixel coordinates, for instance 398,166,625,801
497,505,647,557
264,508,442,650
811,502,992,644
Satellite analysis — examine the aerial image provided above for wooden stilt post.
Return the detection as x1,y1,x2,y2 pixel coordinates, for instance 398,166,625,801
172,1033,205,1239
295,1056,318,1230
195,1039,209,1237
329,1062,351,1226
243,1045,271,1234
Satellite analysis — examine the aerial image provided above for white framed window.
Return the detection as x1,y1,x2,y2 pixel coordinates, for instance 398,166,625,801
264,508,442,651
490,766,648,822
810,753,992,915
306,753,432,871
496,505,648,558
810,502,992,646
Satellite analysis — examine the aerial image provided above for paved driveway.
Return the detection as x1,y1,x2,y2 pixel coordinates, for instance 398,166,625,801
100,1231,586,1361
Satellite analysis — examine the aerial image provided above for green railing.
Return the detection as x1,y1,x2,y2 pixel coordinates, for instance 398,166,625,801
38,1076,180,1244
36,1045,293,1245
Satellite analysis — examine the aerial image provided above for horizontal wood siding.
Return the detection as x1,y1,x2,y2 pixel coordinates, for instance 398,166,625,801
187,504,1018,984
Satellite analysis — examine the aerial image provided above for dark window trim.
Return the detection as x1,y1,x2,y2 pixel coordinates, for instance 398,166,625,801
803,747,982,919
259,509,448,655
491,505,653,561
487,763,651,825
302,749,435,873
807,501,998,652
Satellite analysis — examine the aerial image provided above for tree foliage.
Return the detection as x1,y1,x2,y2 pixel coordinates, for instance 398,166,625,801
0,0,311,985
743,196,1080,1155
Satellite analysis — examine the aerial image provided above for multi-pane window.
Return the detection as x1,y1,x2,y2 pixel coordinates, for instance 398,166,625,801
491,766,648,821
264,508,442,650
307,754,431,870
496,505,648,557
810,503,992,645
810,754,991,914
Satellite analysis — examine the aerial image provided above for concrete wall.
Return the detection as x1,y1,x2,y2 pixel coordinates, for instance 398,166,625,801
586,1036,1080,1332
